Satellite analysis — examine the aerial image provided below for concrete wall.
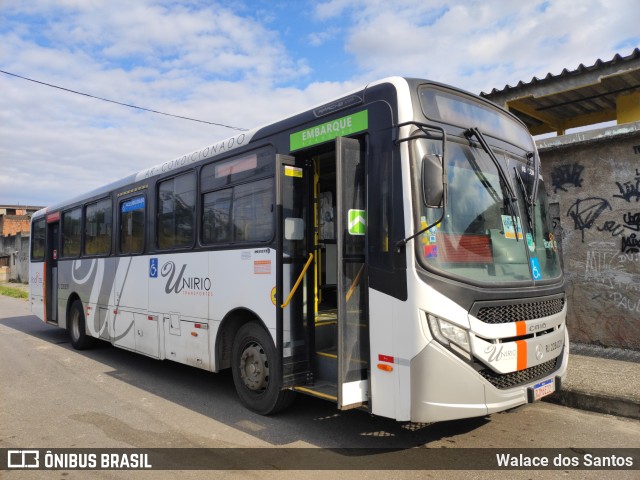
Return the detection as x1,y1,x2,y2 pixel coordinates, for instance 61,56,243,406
537,121,640,349
0,232,30,283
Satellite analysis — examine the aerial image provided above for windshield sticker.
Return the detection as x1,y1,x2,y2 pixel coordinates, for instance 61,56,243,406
420,217,439,245
530,258,543,280
421,218,439,257
424,244,438,258
544,233,558,252
501,215,523,239
526,233,536,252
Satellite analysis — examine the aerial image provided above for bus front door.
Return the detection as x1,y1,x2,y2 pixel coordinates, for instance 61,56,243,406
276,154,313,387
336,137,369,409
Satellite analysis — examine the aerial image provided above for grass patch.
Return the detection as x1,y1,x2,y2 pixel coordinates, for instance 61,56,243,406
0,286,28,300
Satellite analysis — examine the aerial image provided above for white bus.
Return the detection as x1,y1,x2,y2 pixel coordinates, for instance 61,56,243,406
29,77,567,422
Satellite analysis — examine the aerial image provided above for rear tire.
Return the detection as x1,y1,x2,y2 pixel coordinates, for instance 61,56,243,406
231,322,295,415
68,299,95,350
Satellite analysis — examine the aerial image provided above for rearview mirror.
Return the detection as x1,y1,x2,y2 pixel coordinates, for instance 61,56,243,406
422,153,444,208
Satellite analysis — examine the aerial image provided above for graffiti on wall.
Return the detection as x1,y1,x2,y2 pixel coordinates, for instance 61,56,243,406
565,165,640,251
566,197,611,242
554,143,640,341
551,162,584,193
613,169,640,203
583,242,640,315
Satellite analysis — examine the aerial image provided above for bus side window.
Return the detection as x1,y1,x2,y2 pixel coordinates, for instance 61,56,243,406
61,207,82,258
157,172,196,250
120,196,145,254
201,178,274,245
231,178,273,243
84,198,112,256
202,188,232,244
31,218,46,262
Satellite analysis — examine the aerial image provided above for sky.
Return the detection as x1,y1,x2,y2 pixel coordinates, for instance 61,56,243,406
1,0,638,207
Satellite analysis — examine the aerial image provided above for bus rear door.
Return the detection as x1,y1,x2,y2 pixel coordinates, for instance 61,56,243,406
45,213,60,323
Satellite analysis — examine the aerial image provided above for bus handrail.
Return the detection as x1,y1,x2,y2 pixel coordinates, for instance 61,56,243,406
281,253,314,308
345,263,365,302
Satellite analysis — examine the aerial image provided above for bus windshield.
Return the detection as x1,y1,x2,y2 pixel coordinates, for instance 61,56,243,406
413,139,562,285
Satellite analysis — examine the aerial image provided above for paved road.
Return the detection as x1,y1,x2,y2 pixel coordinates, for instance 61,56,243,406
1,295,639,479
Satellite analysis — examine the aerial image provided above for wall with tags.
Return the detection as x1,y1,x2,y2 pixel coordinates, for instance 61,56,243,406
538,122,640,349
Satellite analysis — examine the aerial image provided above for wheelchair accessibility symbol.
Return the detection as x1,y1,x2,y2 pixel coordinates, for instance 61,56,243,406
530,258,543,280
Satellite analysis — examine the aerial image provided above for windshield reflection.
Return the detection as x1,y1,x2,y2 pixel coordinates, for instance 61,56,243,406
414,139,562,285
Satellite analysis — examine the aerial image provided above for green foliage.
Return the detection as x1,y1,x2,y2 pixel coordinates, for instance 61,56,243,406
0,286,28,300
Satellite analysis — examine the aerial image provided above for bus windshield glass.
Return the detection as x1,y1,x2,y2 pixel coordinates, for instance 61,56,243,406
413,139,562,284
419,86,534,151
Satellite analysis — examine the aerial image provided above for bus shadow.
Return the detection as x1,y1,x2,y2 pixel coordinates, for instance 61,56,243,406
1,314,489,450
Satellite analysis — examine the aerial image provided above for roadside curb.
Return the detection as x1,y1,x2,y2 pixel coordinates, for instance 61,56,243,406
539,345,640,420
545,388,640,420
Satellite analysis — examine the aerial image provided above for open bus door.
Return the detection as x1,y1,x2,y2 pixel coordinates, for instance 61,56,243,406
336,137,369,409
280,138,370,408
276,154,314,387
45,213,60,323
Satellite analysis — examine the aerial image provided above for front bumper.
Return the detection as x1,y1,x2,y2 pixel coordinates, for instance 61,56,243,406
409,329,569,423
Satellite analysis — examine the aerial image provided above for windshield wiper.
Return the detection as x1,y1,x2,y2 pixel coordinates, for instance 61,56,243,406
514,166,535,235
464,127,521,241
464,128,516,200
526,151,539,203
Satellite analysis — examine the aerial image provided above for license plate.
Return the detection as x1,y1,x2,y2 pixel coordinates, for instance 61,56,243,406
533,378,555,401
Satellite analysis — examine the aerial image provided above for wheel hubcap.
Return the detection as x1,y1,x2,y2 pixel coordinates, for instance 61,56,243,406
239,342,269,391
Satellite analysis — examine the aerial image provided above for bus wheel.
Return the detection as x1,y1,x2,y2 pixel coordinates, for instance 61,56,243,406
231,322,295,415
68,299,95,350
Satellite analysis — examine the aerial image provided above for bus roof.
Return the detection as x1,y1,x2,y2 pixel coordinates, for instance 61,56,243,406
34,76,504,218
132,76,412,183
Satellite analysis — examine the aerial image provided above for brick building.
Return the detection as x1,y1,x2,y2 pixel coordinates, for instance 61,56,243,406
0,205,43,282
0,205,43,237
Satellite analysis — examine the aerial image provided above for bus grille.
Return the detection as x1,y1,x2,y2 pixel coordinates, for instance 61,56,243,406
479,357,560,390
476,297,564,324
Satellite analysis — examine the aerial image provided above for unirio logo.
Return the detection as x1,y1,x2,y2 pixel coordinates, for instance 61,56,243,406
160,260,212,296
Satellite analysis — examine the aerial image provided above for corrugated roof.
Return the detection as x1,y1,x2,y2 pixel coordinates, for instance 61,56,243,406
480,49,640,135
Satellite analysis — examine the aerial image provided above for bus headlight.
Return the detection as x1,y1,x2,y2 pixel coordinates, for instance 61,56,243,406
427,314,471,353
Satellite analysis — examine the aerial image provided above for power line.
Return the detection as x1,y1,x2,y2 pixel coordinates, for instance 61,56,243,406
0,69,247,131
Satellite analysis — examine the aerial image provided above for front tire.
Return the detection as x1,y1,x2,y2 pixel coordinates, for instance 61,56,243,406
231,322,295,415
68,299,95,350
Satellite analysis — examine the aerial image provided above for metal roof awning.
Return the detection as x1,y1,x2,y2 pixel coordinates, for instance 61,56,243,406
481,49,640,136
